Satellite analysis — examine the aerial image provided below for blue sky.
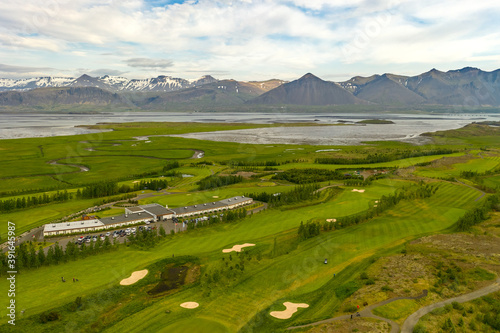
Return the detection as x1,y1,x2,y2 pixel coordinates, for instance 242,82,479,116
0,0,500,81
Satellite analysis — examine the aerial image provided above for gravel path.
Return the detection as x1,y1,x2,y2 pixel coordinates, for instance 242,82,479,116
401,278,500,333
287,290,428,332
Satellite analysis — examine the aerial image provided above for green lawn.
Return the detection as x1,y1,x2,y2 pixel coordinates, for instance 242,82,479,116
372,299,421,320
0,180,478,332
0,198,102,240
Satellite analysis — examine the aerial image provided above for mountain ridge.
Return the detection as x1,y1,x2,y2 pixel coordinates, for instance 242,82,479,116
1,67,500,109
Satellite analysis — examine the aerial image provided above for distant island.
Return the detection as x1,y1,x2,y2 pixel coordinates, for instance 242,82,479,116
356,119,395,124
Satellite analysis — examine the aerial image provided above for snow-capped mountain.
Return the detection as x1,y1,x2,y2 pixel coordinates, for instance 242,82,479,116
0,74,218,92
0,77,75,92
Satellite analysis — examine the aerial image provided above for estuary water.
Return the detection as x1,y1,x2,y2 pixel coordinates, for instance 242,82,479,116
0,111,498,145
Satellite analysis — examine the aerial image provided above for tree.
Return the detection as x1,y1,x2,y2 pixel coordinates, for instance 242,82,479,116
46,247,55,265
103,236,111,250
159,225,166,237
37,246,45,266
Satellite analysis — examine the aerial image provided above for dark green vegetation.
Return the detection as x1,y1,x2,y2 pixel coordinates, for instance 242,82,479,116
1,121,500,332
315,148,456,165
271,168,359,183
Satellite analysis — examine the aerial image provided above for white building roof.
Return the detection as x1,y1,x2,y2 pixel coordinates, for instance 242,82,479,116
44,219,105,233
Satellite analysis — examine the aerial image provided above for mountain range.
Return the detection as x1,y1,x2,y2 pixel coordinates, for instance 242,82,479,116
1,67,500,110
0,74,218,93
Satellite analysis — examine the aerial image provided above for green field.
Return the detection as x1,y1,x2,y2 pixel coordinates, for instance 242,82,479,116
0,121,499,332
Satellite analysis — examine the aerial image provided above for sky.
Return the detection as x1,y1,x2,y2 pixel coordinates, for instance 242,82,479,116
1,0,500,81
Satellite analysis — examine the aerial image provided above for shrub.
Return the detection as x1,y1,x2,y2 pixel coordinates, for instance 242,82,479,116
40,311,60,323
343,304,358,313
452,301,464,311
413,323,428,333
381,285,394,292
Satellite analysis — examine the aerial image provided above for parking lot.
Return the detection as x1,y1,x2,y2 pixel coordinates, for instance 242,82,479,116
40,219,186,253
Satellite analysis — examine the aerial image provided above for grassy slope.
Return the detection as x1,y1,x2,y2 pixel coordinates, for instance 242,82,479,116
0,181,480,332
104,182,478,332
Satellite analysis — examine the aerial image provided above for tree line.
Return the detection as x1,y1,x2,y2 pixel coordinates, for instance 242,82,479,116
184,208,248,230
128,225,167,249
315,149,456,165
76,182,132,199
456,194,499,231
0,190,71,213
221,159,304,167
197,175,243,190
245,183,320,208
272,168,361,184
0,237,120,275
132,179,168,191
298,220,321,240
163,160,180,171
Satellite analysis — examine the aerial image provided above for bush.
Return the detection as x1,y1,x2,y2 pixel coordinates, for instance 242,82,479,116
360,272,369,279
452,301,464,311
431,306,450,315
413,323,428,333
365,279,375,285
40,311,60,323
381,285,394,292
343,304,358,313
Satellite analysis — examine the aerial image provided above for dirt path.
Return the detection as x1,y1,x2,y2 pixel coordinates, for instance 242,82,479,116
287,290,428,333
401,278,500,333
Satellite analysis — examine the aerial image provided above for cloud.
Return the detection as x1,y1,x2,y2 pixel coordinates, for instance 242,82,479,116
0,0,499,80
87,68,129,76
124,58,174,69
0,64,58,79
0,63,55,74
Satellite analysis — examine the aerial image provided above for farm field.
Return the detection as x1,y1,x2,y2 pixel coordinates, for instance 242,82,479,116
0,121,499,332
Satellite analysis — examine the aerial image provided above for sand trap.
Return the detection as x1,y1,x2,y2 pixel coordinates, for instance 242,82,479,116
120,269,148,286
374,205,378,207
132,181,139,183
352,189,365,193
212,196,219,198
222,243,255,253
270,302,309,319
326,218,337,222
180,302,199,309
375,200,379,203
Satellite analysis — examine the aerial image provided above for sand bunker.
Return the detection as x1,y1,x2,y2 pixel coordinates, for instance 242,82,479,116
375,200,379,203
180,302,199,309
120,269,148,286
222,243,255,253
270,302,309,319
132,181,139,183
352,189,365,193
374,205,378,207
213,196,219,198
326,219,337,222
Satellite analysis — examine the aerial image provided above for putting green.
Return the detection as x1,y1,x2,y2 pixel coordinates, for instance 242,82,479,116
158,318,229,333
